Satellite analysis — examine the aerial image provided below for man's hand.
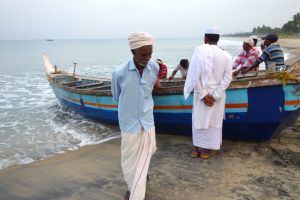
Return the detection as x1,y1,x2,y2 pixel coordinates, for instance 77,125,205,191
168,76,174,81
233,70,240,76
233,67,243,76
203,95,215,106
154,79,161,88
241,68,250,74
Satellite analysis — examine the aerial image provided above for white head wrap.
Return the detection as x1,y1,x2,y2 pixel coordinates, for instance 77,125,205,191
204,26,220,35
128,31,154,50
244,38,254,47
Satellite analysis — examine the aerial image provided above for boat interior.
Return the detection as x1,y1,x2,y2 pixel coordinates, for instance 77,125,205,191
49,61,300,96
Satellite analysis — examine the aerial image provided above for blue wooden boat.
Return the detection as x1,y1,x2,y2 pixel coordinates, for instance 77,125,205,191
43,54,300,140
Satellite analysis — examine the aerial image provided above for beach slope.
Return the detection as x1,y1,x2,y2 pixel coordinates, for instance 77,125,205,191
0,119,299,200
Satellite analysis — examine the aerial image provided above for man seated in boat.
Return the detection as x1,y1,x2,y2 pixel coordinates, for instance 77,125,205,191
156,59,168,79
243,33,285,73
232,38,259,76
168,59,189,80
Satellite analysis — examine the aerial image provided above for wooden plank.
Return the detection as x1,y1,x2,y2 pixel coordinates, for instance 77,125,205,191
62,81,82,85
74,82,102,88
91,85,111,90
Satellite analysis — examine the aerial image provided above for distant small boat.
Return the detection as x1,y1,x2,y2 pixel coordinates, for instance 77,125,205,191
43,54,300,140
46,39,53,42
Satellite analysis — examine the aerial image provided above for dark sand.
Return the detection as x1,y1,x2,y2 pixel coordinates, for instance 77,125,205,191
0,115,299,200
0,38,299,200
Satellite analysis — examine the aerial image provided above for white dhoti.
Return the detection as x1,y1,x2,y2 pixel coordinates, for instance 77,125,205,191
192,126,222,150
121,127,157,200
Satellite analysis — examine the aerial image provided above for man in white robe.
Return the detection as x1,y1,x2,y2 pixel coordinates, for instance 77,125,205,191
111,31,159,200
184,27,232,159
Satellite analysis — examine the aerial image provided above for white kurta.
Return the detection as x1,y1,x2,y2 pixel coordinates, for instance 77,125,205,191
184,44,232,149
121,127,157,200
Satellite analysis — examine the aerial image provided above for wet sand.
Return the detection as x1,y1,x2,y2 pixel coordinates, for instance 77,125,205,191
0,116,299,200
279,38,300,65
0,38,299,200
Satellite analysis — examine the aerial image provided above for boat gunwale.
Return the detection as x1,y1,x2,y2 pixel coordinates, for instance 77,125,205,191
47,72,300,97
45,60,300,96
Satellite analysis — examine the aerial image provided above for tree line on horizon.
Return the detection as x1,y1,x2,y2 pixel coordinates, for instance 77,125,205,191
224,12,300,37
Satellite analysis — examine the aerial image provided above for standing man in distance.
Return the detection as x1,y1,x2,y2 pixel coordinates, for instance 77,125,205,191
184,27,232,159
111,31,160,200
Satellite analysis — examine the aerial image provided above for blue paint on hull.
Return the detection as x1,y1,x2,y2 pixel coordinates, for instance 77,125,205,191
54,92,119,124
51,82,299,141
54,92,294,141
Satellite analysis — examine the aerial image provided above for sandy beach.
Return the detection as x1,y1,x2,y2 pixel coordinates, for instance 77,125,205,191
0,121,299,200
279,38,300,66
0,38,299,200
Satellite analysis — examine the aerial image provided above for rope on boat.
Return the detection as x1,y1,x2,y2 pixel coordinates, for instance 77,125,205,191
287,60,300,73
265,60,300,85
266,71,300,85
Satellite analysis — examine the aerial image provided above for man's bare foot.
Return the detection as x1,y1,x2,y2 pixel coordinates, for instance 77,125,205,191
191,146,199,158
200,149,217,159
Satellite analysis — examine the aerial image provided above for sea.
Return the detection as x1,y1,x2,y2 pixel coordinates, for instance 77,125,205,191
0,37,288,170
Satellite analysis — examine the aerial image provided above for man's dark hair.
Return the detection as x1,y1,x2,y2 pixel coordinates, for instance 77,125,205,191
180,59,189,68
205,34,220,43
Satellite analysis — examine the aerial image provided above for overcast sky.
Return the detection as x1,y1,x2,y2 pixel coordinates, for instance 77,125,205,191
1,0,299,40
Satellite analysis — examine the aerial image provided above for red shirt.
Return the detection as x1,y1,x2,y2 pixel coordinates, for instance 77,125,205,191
158,63,168,79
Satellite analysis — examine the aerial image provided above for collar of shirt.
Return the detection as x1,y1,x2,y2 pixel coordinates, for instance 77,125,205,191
269,42,280,47
128,58,151,72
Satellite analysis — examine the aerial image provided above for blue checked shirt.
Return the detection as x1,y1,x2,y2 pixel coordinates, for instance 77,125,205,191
111,58,159,134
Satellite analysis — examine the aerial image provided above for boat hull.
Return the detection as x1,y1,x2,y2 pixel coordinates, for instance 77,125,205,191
50,82,300,141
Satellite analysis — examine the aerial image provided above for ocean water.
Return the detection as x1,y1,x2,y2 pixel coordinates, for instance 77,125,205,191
0,37,264,169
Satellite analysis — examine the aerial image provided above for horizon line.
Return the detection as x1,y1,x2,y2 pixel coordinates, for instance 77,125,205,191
0,36,242,41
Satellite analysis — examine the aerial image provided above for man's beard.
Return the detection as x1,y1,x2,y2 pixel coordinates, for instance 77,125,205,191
139,61,148,67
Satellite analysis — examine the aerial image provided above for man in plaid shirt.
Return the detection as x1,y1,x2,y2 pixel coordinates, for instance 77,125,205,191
233,38,259,76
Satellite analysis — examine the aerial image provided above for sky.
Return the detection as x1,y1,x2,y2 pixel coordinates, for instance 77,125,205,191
0,0,300,40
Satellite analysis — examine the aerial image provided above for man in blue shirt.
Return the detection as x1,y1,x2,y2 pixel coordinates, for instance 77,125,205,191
111,31,159,200
243,33,285,73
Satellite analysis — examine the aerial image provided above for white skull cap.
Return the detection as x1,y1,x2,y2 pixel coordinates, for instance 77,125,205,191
204,26,220,34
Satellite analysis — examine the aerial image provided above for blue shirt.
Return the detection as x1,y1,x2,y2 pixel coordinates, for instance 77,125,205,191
258,43,285,67
111,58,159,134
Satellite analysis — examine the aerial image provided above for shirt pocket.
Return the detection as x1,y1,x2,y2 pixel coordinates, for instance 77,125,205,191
141,73,156,98
142,84,153,98
142,85,154,112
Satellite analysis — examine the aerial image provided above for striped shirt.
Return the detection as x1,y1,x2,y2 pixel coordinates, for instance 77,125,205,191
232,47,259,70
258,42,285,67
